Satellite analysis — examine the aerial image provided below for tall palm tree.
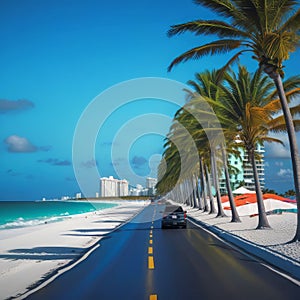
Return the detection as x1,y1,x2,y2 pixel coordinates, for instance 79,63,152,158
176,99,228,217
168,0,300,240
187,70,241,221
217,66,300,228
156,115,200,199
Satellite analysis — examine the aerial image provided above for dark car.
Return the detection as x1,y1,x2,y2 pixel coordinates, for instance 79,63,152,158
161,205,187,229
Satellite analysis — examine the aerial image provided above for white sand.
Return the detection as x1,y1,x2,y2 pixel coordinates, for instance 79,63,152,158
0,201,148,300
184,199,300,263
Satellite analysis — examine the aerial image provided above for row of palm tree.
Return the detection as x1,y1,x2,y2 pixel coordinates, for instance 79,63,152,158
159,0,300,242
157,66,300,232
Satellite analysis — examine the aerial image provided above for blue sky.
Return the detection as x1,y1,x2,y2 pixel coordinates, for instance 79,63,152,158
1,0,299,200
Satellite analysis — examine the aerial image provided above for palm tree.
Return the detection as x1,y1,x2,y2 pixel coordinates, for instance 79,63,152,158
216,66,300,228
168,0,300,240
156,114,200,200
156,140,180,195
177,99,228,217
285,189,296,198
187,70,241,221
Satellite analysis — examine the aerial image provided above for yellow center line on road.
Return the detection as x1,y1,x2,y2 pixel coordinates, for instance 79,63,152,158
148,212,157,298
148,256,155,269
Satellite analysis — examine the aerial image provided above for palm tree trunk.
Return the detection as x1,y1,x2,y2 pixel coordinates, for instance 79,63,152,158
183,181,188,206
211,149,226,217
249,149,271,229
180,184,185,205
193,187,197,208
189,180,194,207
264,68,300,240
192,175,201,209
196,176,204,210
189,177,197,208
221,146,241,222
205,164,216,214
200,158,209,211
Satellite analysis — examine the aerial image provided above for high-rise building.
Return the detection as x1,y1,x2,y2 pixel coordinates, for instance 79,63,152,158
146,177,157,189
219,143,265,194
100,176,129,197
146,177,157,196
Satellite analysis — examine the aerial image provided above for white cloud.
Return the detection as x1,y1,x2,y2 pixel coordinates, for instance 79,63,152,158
264,132,300,158
277,168,293,178
275,161,284,167
4,135,37,153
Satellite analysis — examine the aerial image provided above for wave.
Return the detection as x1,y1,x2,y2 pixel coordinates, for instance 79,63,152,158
0,201,118,230
0,216,66,230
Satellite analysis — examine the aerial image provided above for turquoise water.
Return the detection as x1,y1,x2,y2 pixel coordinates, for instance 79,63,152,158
0,201,118,230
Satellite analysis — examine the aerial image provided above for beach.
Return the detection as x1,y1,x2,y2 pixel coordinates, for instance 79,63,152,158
0,199,299,299
186,207,299,261
0,201,148,300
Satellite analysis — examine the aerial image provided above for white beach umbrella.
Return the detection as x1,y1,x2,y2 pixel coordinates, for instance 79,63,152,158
232,186,255,194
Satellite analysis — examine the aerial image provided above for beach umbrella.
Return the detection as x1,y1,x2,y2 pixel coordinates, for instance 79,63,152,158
232,186,255,195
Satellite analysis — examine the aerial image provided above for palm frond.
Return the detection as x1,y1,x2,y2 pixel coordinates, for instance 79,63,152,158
270,1,299,29
168,20,249,38
279,8,300,32
216,50,251,82
193,0,244,22
270,119,300,133
233,0,262,32
262,99,282,113
262,136,284,145
289,104,300,117
168,39,243,71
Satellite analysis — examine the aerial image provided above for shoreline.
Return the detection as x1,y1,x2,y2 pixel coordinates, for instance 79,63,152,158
0,201,149,300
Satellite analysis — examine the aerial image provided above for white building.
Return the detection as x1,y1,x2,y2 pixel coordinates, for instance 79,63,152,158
100,176,129,197
75,193,82,199
146,177,157,189
129,184,149,196
129,179,157,197
146,177,157,196
220,143,265,194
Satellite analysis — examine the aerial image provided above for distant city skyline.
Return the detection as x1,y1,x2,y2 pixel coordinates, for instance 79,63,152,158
99,175,157,198
99,176,129,197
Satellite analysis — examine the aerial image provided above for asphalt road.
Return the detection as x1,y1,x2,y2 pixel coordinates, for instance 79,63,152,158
26,202,299,300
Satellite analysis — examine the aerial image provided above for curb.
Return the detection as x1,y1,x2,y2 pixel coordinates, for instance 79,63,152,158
188,216,300,282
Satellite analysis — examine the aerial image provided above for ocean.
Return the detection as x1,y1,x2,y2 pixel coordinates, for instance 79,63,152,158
0,200,118,230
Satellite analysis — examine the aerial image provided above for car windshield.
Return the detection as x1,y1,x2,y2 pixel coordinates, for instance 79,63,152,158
165,206,183,213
